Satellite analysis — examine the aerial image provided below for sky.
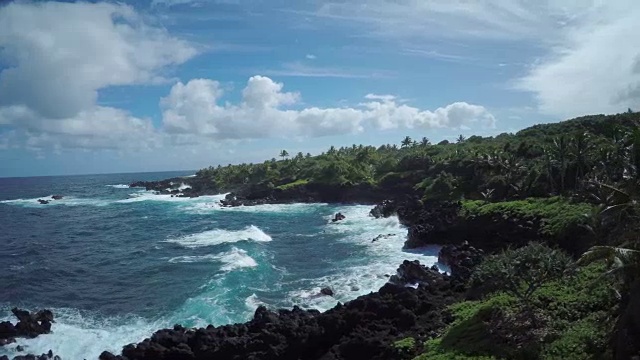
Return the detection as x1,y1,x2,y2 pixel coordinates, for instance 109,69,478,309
0,0,639,177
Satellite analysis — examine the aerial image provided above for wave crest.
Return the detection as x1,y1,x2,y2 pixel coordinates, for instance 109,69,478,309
169,247,258,272
165,225,272,248
106,184,130,189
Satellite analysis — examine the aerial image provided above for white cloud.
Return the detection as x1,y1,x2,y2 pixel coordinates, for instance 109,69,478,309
312,0,640,118
261,62,391,79
517,1,640,117
0,1,196,149
161,76,495,139
311,0,588,41
306,54,317,60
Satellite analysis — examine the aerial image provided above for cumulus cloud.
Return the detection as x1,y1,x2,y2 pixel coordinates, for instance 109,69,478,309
313,0,640,118
517,2,640,117
161,76,495,139
0,1,196,149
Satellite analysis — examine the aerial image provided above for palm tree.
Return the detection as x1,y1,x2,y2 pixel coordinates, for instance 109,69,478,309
420,137,431,146
552,136,569,193
401,136,413,148
577,245,640,296
457,134,466,143
571,132,594,187
327,146,337,156
279,150,289,161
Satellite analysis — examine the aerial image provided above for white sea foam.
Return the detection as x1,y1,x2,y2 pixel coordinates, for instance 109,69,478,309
0,308,164,360
165,225,272,248
185,201,327,215
178,183,192,191
216,247,259,271
0,196,111,208
106,184,130,189
117,192,227,204
244,293,266,312
287,205,440,312
169,247,258,272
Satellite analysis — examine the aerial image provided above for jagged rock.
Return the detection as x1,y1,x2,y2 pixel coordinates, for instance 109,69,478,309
371,234,395,243
0,338,15,346
100,261,464,360
401,201,462,249
438,242,484,283
369,200,398,218
320,287,334,297
331,213,345,223
388,260,444,287
12,350,58,360
50,195,63,200
37,200,49,205
0,308,54,347
16,345,24,352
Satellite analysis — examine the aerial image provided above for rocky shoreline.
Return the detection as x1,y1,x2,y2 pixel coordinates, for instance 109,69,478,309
94,193,487,360
128,178,418,206
99,243,479,360
3,184,615,359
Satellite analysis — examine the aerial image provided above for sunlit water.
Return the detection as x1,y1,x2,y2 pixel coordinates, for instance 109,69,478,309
0,172,440,359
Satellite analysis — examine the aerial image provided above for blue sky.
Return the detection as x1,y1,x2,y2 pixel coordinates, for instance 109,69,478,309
1,0,639,177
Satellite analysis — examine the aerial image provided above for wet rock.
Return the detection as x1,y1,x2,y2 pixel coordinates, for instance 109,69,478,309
12,350,57,360
369,200,398,218
331,213,346,223
37,200,49,205
0,308,54,347
372,233,395,243
438,241,484,283
50,195,63,200
320,287,334,297
16,345,24,352
388,260,444,287
101,261,465,360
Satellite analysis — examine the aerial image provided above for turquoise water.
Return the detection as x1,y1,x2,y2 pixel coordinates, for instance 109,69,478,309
0,172,439,359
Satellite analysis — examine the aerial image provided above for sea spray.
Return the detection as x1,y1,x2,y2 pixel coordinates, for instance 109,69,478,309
164,225,272,248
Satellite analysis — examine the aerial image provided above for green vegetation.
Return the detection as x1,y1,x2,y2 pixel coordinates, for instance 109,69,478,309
394,337,417,355
418,262,617,360
196,112,640,205
189,111,640,359
470,243,573,309
275,179,309,190
462,198,592,238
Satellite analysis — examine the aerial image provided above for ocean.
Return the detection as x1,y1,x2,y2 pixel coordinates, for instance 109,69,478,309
0,171,440,359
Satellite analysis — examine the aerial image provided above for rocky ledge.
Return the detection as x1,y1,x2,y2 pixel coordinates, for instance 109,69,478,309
100,243,478,360
129,176,419,207
0,350,59,360
0,308,54,347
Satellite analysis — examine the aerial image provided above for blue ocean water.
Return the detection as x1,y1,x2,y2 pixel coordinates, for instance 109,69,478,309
0,172,440,359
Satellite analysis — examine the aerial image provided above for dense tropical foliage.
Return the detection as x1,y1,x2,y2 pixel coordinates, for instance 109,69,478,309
197,112,640,203
190,111,640,359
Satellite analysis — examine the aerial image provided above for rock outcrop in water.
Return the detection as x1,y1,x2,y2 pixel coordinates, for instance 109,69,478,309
0,350,59,360
0,308,54,346
100,262,464,360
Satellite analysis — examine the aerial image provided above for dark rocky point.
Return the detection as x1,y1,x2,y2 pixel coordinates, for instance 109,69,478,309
99,261,464,360
0,308,54,347
371,234,395,243
320,287,334,297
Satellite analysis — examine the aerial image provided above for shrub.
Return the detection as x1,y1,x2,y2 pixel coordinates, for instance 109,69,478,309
470,243,573,308
461,197,592,238
275,179,309,190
